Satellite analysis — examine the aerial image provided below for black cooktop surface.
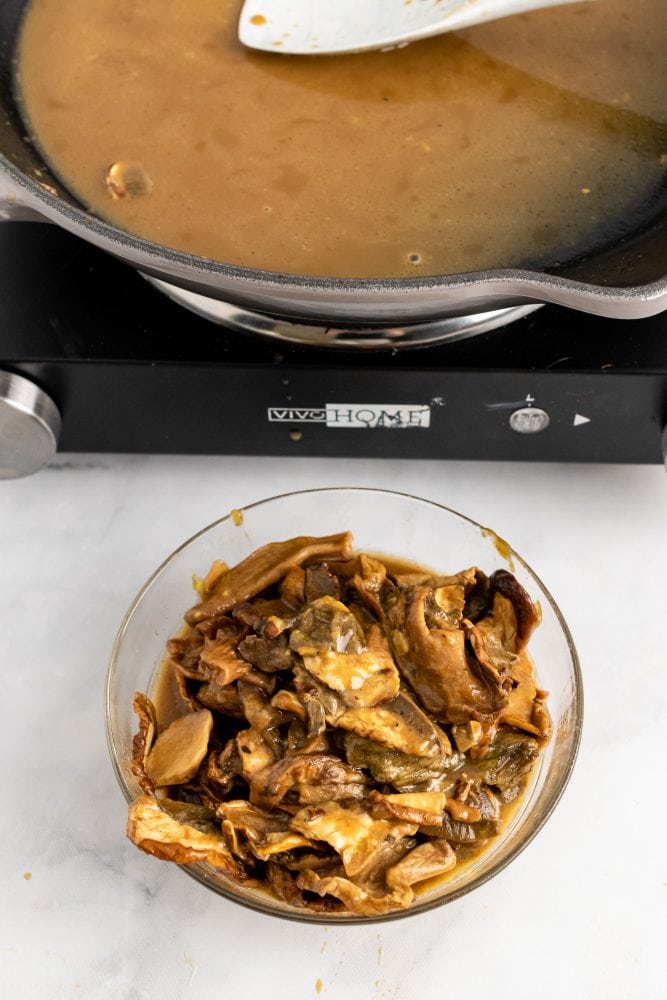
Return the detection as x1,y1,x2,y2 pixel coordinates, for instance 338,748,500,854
1,223,666,462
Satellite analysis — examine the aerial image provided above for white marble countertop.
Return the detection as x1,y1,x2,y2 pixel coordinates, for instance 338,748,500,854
2,454,666,999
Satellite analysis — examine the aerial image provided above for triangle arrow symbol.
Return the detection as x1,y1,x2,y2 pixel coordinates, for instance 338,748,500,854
573,413,591,426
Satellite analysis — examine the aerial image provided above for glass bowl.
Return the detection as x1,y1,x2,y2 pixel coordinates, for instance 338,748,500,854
105,487,582,923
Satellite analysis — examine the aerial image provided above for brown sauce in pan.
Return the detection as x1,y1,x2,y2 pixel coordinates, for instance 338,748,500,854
17,0,666,278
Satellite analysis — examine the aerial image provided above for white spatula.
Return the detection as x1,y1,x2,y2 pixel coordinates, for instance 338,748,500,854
239,0,593,56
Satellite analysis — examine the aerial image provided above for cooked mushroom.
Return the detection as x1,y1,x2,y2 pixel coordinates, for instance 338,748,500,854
105,161,153,199
304,563,342,603
296,870,411,916
250,753,367,810
293,664,441,756
489,569,540,650
216,800,316,861
292,598,400,708
386,586,507,723
186,532,353,625
130,692,157,794
199,634,251,686
385,839,456,889
270,688,307,720
236,727,278,782
145,709,213,786
196,680,244,717
127,795,239,874
279,566,306,609
166,631,204,672
349,553,388,620
201,740,243,798
369,790,448,826
465,592,520,688
267,863,345,912
451,720,484,753
330,689,443,756
290,801,417,882
238,633,293,672
344,734,463,791
290,595,365,657
500,650,552,739
470,729,540,791
126,532,549,914
237,680,286,732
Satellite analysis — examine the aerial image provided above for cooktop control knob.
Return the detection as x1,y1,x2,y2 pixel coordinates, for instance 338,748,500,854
509,406,550,434
0,371,61,479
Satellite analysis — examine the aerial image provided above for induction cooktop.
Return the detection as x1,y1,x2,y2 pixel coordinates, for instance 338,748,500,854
1,221,666,473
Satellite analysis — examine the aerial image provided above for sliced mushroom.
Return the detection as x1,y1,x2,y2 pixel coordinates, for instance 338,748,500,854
268,864,345,912
127,795,239,874
466,783,502,829
237,679,286,732
465,592,519,687
290,595,365,657
250,753,367,810
295,601,400,708
199,634,251,686
216,800,316,861
145,709,213,786
333,689,444,757
344,734,463,791
130,692,157,794
296,870,412,916
293,662,443,757
304,563,342,603
386,586,507,723
469,729,540,791
201,739,243,799
429,583,467,627
286,693,331,754
236,727,278,781
349,554,388,620
490,570,540,650
369,790,448,826
290,801,417,881
444,797,482,823
451,720,484,753
279,565,306,609
270,688,307,720
500,649,552,739
158,798,217,828
166,630,205,672
238,633,293,672
186,532,353,625
171,666,201,715
196,680,244,717
385,839,456,889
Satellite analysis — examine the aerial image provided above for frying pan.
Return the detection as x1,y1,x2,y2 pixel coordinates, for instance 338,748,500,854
1,0,666,326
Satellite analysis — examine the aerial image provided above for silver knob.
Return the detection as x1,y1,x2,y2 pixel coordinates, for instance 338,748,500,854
0,371,61,479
